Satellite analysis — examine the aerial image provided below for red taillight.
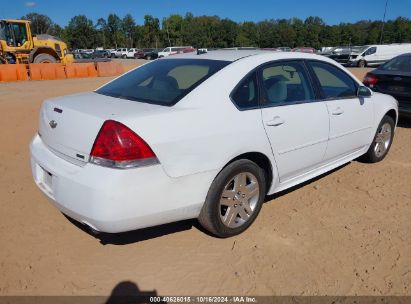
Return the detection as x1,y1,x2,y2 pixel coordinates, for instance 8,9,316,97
90,120,158,169
363,73,378,86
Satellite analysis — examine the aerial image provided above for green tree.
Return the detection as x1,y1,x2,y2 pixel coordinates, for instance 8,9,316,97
65,15,95,49
143,15,160,48
122,14,136,48
107,14,124,48
21,13,53,35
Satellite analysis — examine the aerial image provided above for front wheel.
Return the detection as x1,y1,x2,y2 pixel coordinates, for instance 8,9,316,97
358,60,366,68
361,115,395,163
198,159,266,238
33,53,56,63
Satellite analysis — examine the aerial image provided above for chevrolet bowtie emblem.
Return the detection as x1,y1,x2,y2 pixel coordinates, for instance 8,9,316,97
49,120,58,129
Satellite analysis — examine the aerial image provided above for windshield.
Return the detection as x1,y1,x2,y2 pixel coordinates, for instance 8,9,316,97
96,59,230,106
380,55,411,72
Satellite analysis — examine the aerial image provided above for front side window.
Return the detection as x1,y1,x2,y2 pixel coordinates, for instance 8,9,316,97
260,61,314,106
309,61,358,99
231,72,259,109
96,59,230,106
364,47,377,56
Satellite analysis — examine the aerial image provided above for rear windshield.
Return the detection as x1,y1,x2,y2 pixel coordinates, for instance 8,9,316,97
380,55,411,72
96,59,230,106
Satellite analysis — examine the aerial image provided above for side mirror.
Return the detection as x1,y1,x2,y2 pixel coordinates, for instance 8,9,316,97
357,86,372,97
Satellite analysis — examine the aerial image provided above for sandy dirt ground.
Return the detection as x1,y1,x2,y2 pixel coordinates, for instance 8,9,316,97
0,65,410,297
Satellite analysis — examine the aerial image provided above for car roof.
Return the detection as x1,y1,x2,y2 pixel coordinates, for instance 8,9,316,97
164,50,268,61
162,49,329,63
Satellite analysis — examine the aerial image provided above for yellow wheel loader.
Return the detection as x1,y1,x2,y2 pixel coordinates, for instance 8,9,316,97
0,19,73,64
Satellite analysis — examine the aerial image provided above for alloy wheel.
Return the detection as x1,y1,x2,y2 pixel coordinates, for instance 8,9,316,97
374,122,392,158
219,172,260,228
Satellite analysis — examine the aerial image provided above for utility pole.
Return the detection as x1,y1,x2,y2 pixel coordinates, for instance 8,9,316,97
379,0,389,44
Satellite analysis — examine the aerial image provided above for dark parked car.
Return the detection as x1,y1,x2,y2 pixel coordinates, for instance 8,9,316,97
73,51,110,63
143,48,156,60
92,50,110,58
134,48,160,60
363,53,411,117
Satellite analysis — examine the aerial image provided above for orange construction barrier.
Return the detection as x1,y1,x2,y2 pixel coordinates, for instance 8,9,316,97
96,62,124,77
0,64,28,82
65,63,97,78
29,63,66,80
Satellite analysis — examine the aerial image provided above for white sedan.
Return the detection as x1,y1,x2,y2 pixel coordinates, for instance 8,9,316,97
30,50,398,237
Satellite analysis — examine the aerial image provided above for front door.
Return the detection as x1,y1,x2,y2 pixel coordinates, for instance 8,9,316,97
308,61,374,162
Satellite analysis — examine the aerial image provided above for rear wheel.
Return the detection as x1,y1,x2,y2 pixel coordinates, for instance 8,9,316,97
361,115,395,163
33,53,56,63
198,159,266,238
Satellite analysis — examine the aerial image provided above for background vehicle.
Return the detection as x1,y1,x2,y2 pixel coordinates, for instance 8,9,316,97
126,48,140,58
291,47,316,53
347,44,411,67
30,51,398,238
278,47,291,52
113,48,128,58
170,47,196,56
134,49,145,59
363,53,411,117
0,19,73,64
134,48,160,60
73,50,111,63
157,46,193,57
324,46,353,65
92,49,110,58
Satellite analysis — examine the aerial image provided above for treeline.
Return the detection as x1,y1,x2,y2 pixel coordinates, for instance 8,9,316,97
22,12,411,50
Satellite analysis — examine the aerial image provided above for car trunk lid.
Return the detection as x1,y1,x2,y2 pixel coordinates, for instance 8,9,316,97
38,92,172,165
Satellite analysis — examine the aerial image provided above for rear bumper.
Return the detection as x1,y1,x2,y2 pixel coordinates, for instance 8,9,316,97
30,134,212,233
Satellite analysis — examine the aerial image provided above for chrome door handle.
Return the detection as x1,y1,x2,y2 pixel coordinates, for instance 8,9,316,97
266,116,285,127
332,107,344,115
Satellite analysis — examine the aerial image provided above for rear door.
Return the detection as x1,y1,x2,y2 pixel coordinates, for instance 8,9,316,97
307,60,374,162
259,60,329,182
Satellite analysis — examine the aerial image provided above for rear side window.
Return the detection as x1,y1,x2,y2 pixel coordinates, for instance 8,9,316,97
309,61,358,99
231,72,259,109
96,59,230,106
260,61,314,105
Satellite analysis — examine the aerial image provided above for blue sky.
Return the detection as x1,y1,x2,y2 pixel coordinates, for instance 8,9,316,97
3,0,411,26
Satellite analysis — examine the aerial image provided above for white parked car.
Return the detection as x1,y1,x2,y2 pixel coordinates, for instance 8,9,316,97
126,48,140,59
157,46,192,58
30,51,398,237
113,48,128,58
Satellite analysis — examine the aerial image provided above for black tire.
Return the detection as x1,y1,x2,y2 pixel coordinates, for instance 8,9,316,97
33,53,57,63
361,115,395,163
146,55,151,60
198,159,266,238
358,60,366,68
122,54,127,59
